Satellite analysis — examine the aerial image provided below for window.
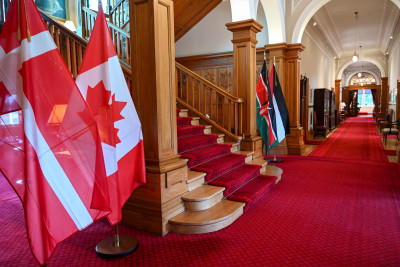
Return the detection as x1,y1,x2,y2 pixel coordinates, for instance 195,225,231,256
357,89,374,107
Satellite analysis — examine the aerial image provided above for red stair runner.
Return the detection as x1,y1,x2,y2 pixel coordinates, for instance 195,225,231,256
176,113,277,212
177,125,205,138
180,143,232,168
228,175,277,211
208,164,261,195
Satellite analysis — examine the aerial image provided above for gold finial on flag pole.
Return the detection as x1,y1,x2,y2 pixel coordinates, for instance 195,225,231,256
273,56,276,65
17,0,21,41
264,50,266,61
23,0,31,42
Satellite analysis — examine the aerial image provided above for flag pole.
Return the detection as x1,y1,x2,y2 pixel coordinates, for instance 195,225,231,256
95,223,139,258
94,0,138,258
267,56,283,163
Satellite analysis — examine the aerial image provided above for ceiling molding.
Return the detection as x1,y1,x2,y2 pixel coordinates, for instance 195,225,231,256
382,9,400,53
314,6,342,56
377,0,389,51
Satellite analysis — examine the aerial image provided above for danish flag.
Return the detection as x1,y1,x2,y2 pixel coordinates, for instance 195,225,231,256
0,0,110,264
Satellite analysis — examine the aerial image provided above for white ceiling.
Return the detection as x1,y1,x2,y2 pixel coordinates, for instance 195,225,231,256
313,0,400,58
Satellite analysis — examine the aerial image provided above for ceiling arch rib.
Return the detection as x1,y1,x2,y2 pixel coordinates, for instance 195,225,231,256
259,0,285,43
337,58,386,81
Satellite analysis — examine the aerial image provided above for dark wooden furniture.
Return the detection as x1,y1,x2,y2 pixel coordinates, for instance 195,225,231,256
313,88,330,137
329,91,336,130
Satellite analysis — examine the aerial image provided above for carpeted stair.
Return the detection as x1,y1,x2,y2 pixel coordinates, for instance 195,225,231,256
169,109,281,234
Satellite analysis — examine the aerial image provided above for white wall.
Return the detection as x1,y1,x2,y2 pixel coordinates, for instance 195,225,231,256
256,1,269,47
175,0,269,57
175,1,233,57
300,24,335,90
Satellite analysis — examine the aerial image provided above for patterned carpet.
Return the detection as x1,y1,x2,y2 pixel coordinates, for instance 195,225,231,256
1,117,400,266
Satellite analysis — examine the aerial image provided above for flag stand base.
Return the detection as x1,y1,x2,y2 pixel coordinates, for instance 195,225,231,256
95,235,138,258
96,225,138,258
267,147,284,163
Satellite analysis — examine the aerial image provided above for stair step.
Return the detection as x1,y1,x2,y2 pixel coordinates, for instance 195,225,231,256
191,117,200,125
216,133,225,144
208,164,261,195
187,170,206,191
204,125,212,134
180,144,232,168
233,151,254,163
262,165,283,184
223,141,240,152
247,158,268,173
182,185,224,211
169,200,245,234
178,134,219,154
227,175,277,212
179,109,188,117
177,116,193,126
192,153,247,182
177,125,205,138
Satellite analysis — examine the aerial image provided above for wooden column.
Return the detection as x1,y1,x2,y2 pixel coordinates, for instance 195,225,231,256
335,80,341,110
226,19,263,159
380,77,389,116
397,80,400,120
264,43,305,155
122,0,188,236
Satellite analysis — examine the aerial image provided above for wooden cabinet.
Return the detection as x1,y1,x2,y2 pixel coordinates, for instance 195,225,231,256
329,91,336,130
314,88,330,128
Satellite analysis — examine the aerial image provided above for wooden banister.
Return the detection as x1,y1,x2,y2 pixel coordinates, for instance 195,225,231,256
81,6,131,67
109,0,129,29
175,62,244,141
40,10,132,91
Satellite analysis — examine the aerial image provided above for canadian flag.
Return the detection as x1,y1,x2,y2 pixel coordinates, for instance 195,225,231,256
0,0,110,265
76,7,146,225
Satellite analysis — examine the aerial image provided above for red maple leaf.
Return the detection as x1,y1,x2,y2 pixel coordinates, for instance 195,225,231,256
86,81,127,147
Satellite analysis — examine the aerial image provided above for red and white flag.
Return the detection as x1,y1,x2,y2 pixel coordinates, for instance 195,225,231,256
0,0,110,264
76,7,146,225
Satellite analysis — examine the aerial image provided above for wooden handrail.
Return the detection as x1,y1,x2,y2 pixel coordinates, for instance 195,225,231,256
109,0,129,30
176,62,244,103
40,9,132,90
81,6,131,67
176,62,244,139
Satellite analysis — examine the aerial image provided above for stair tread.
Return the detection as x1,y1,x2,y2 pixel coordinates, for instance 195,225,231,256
208,164,261,195
262,164,283,177
227,174,277,211
233,151,254,156
181,144,232,168
182,185,224,202
247,158,268,167
169,200,245,226
187,170,206,184
192,154,246,182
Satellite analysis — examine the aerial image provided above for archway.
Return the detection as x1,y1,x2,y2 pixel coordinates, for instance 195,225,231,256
291,0,400,44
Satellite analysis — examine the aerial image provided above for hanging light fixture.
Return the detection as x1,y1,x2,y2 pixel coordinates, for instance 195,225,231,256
352,12,359,62
358,49,363,77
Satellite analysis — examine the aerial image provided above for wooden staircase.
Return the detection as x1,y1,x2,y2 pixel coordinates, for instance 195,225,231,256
169,109,282,234
33,5,284,235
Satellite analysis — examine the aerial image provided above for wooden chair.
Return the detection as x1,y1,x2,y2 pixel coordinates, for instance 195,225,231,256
313,111,328,138
378,109,394,133
382,119,400,145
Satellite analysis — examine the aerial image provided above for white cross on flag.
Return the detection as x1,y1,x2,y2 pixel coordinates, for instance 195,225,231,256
76,7,146,225
0,0,111,264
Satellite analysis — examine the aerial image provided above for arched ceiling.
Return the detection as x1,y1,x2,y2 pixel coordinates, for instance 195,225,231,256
307,0,400,57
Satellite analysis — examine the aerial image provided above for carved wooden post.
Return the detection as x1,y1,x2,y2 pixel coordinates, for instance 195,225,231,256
264,43,305,155
380,77,389,116
335,80,341,111
122,0,188,236
226,19,263,159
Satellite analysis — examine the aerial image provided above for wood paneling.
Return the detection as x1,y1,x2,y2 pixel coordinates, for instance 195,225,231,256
381,77,389,115
125,0,187,236
264,43,305,155
174,0,222,41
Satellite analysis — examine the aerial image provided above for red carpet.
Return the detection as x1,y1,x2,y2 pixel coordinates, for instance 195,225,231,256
2,156,400,266
310,117,388,162
2,115,400,265
177,115,277,206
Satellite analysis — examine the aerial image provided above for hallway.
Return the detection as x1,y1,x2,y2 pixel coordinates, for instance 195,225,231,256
1,118,400,266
